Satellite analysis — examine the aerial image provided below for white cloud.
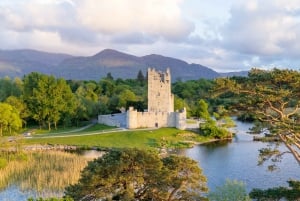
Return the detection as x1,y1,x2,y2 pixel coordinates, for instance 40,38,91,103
1,0,300,72
75,0,194,41
222,0,300,57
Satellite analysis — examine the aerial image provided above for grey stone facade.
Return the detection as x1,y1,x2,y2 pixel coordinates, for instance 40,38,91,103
98,68,186,130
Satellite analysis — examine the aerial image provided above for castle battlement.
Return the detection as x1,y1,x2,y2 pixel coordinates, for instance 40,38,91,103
127,68,185,129
147,68,173,113
99,68,186,130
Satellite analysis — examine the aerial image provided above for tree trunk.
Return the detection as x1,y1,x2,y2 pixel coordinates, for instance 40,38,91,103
167,184,182,201
279,134,300,164
48,121,51,131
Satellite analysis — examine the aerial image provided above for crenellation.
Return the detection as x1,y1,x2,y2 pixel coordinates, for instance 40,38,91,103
98,68,186,130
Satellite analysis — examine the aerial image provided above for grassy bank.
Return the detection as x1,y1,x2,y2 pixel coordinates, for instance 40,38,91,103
24,128,210,149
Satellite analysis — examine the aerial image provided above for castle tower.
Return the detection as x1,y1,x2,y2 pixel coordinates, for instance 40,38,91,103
147,68,174,112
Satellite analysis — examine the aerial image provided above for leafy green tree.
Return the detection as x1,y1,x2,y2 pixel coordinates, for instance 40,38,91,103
136,69,146,85
174,96,185,111
196,99,211,121
160,155,208,201
5,96,30,128
65,149,207,201
118,89,136,108
196,99,231,139
214,68,300,163
105,72,114,80
208,179,251,201
75,82,99,102
74,81,102,119
0,103,22,135
97,95,110,115
99,79,115,97
0,77,22,101
249,180,300,201
172,79,214,116
23,72,48,128
48,78,76,130
71,95,89,126
199,120,230,139
23,73,76,130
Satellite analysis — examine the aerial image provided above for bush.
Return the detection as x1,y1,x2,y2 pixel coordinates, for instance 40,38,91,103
208,179,251,201
199,120,230,139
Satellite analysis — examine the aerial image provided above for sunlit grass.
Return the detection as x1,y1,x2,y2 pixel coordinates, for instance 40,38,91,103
32,124,115,137
78,124,115,132
0,151,89,197
24,128,211,149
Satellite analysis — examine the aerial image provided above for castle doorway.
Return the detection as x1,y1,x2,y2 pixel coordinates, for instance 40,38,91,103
155,123,158,127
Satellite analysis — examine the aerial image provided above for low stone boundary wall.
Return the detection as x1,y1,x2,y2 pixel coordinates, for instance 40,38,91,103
23,144,77,151
98,113,126,127
0,145,78,152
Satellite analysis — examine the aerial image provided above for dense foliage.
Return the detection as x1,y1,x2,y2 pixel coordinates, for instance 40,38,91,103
0,102,22,135
0,70,224,134
250,180,300,201
65,149,208,201
208,179,251,201
214,68,300,163
0,71,147,133
195,99,232,139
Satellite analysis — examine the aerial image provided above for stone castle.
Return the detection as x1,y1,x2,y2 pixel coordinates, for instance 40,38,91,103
98,68,186,130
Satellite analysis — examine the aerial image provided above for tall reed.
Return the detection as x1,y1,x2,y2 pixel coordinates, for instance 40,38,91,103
0,151,89,197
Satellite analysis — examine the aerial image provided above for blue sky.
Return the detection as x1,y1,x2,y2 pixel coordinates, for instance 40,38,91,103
0,0,300,72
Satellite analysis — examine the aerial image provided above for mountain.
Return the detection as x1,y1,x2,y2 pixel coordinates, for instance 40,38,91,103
0,49,73,78
0,48,243,81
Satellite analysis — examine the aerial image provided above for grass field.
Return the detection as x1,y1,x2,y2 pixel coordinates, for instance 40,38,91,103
31,124,115,137
23,127,210,149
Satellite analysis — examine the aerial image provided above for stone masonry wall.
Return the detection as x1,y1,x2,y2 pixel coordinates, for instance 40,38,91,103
98,113,126,127
147,68,173,112
99,68,186,130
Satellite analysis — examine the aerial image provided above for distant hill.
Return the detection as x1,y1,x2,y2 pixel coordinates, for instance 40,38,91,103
219,71,249,77
0,48,247,81
0,49,73,78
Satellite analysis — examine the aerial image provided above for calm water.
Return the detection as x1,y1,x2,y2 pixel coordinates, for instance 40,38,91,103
1,120,300,200
177,120,300,191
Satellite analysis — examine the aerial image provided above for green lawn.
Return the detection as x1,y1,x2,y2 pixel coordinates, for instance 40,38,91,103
31,124,115,137
23,128,211,149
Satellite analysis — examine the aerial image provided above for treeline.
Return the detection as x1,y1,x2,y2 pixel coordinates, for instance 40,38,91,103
0,71,148,134
3,68,297,135
0,69,225,135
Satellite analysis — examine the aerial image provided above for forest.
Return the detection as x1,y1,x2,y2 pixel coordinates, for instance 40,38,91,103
0,69,218,135
1,68,300,200
1,68,300,139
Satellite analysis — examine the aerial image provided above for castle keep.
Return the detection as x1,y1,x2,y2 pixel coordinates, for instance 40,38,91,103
98,68,186,130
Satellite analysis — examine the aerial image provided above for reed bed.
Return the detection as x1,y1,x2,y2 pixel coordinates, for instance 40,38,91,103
0,151,89,197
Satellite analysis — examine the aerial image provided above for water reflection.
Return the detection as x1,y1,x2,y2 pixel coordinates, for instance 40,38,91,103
1,120,299,200
81,150,105,159
179,120,300,192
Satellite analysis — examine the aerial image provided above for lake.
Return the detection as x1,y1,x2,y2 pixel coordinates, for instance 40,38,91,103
0,120,299,200
176,120,300,191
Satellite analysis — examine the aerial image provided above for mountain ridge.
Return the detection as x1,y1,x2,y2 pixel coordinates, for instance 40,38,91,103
0,48,247,80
